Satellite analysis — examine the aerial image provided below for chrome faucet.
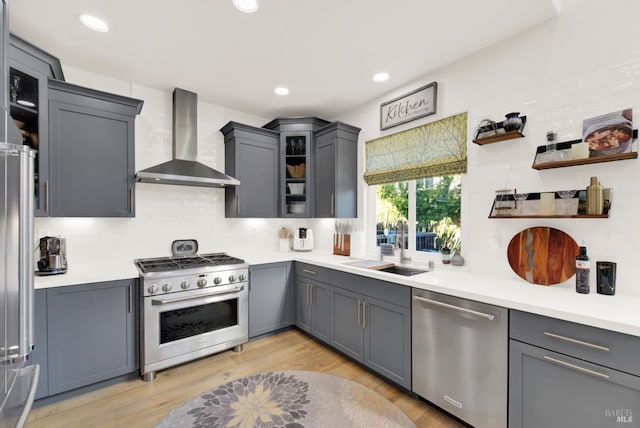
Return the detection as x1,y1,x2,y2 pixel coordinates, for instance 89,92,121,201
398,221,411,265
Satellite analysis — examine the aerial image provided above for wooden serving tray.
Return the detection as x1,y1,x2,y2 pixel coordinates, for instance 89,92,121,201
507,227,579,285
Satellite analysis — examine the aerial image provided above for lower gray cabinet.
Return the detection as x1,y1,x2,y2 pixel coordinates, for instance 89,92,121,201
294,276,331,342
330,275,411,389
46,279,138,396
249,262,293,338
509,310,640,428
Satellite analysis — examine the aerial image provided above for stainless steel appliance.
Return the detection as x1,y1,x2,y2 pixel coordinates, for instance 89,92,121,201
412,289,508,428
135,247,248,382
36,236,67,275
293,227,313,251
0,141,39,426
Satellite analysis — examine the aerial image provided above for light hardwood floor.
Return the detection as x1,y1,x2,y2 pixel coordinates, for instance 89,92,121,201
26,329,463,428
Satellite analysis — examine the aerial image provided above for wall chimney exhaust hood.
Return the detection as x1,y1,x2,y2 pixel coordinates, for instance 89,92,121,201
135,88,240,187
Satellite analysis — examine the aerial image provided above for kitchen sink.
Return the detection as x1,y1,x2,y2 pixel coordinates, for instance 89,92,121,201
376,265,429,276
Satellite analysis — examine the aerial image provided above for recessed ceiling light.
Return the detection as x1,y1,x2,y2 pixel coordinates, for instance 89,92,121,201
79,14,110,32
233,0,259,13
274,87,290,96
372,72,390,83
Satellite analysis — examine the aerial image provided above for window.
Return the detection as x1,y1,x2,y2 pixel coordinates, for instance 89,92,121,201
375,174,461,254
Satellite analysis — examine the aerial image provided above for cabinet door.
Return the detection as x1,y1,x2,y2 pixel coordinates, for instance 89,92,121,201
249,263,292,338
281,131,312,217
315,136,336,217
48,99,135,217
330,287,363,361
310,281,331,342
363,296,411,389
8,49,51,216
47,280,137,395
294,277,312,333
509,339,640,428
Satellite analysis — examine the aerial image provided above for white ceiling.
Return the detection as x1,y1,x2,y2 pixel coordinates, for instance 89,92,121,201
10,0,567,119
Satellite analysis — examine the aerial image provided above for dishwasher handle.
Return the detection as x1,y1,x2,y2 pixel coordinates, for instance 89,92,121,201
413,295,496,321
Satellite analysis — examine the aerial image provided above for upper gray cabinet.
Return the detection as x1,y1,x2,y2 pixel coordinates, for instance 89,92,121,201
221,122,280,218
8,33,65,216
8,34,143,217
48,80,143,217
222,117,359,218
314,122,360,218
263,117,330,218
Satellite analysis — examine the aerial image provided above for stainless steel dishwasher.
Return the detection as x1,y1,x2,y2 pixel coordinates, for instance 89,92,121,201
412,289,508,428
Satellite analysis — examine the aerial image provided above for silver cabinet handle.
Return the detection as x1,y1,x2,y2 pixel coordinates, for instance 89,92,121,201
306,283,310,305
543,332,610,352
331,194,335,215
362,301,367,328
357,299,362,328
236,194,240,216
152,286,244,305
302,269,317,275
129,188,134,213
128,285,132,313
543,355,610,380
413,295,495,321
44,180,49,211
309,284,314,305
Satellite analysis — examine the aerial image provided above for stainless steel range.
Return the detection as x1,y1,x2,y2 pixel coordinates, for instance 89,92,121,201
135,242,248,382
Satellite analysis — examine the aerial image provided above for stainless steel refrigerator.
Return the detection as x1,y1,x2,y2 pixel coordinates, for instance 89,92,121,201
0,125,39,425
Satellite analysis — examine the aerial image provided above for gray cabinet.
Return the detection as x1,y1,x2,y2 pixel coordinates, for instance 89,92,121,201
330,271,411,389
509,310,640,428
263,117,330,218
8,34,64,216
314,122,360,218
294,264,332,342
249,262,293,338
47,80,142,217
46,279,138,396
221,122,280,218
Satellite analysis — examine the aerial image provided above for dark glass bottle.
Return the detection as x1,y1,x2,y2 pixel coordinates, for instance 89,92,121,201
575,246,590,294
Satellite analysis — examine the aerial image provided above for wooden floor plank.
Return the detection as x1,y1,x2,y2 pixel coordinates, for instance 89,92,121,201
26,329,463,428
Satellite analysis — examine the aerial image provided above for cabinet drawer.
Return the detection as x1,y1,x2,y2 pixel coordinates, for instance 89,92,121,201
295,262,330,283
510,310,640,376
331,270,410,308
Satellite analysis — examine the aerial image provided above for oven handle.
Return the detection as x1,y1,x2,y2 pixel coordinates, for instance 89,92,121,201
151,286,245,305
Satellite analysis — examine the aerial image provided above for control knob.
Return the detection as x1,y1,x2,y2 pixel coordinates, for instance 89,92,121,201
229,275,236,283
181,281,190,290
162,283,172,292
197,278,207,288
238,273,247,282
148,284,159,294
213,277,222,285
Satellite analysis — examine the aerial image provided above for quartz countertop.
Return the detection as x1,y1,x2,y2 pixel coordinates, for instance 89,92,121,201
34,249,640,337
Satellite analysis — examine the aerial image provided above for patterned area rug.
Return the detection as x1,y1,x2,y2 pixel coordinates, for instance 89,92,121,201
156,370,416,428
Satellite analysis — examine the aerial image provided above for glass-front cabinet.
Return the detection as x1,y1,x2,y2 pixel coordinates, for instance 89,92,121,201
282,131,311,217
8,34,64,216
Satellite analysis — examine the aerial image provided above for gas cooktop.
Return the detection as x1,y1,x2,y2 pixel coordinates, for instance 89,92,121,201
135,252,245,274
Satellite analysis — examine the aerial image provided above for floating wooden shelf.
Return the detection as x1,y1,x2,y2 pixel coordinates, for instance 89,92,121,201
532,132,638,169
473,115,527,145
489,214,608,219
533,151,637,170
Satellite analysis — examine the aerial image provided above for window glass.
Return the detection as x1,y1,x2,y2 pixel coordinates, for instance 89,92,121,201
375,175,461,254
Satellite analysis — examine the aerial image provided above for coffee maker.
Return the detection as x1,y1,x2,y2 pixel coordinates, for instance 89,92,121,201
37,236,67,275
293,228,314,251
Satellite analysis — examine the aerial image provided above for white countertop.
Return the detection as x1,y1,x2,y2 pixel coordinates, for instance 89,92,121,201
35,249,640,337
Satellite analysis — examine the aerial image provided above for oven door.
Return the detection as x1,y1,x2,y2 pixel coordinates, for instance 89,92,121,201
142,283,248,372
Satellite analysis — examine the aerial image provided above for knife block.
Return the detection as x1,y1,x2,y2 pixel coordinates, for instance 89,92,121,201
333,234,351,256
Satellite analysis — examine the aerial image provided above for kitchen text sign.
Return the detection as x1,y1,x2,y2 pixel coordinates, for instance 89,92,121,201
380,82,437,130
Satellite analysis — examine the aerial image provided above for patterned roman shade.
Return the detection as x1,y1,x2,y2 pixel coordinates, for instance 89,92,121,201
364,112,468,185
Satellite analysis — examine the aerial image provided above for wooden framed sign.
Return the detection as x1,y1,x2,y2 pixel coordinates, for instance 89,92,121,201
380,82,437,130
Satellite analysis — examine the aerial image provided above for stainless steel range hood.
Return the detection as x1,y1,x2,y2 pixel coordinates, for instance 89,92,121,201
135,88,240,187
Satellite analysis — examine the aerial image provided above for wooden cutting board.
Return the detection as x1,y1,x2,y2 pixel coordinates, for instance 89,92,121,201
343,259,395,270
507,227,579,285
